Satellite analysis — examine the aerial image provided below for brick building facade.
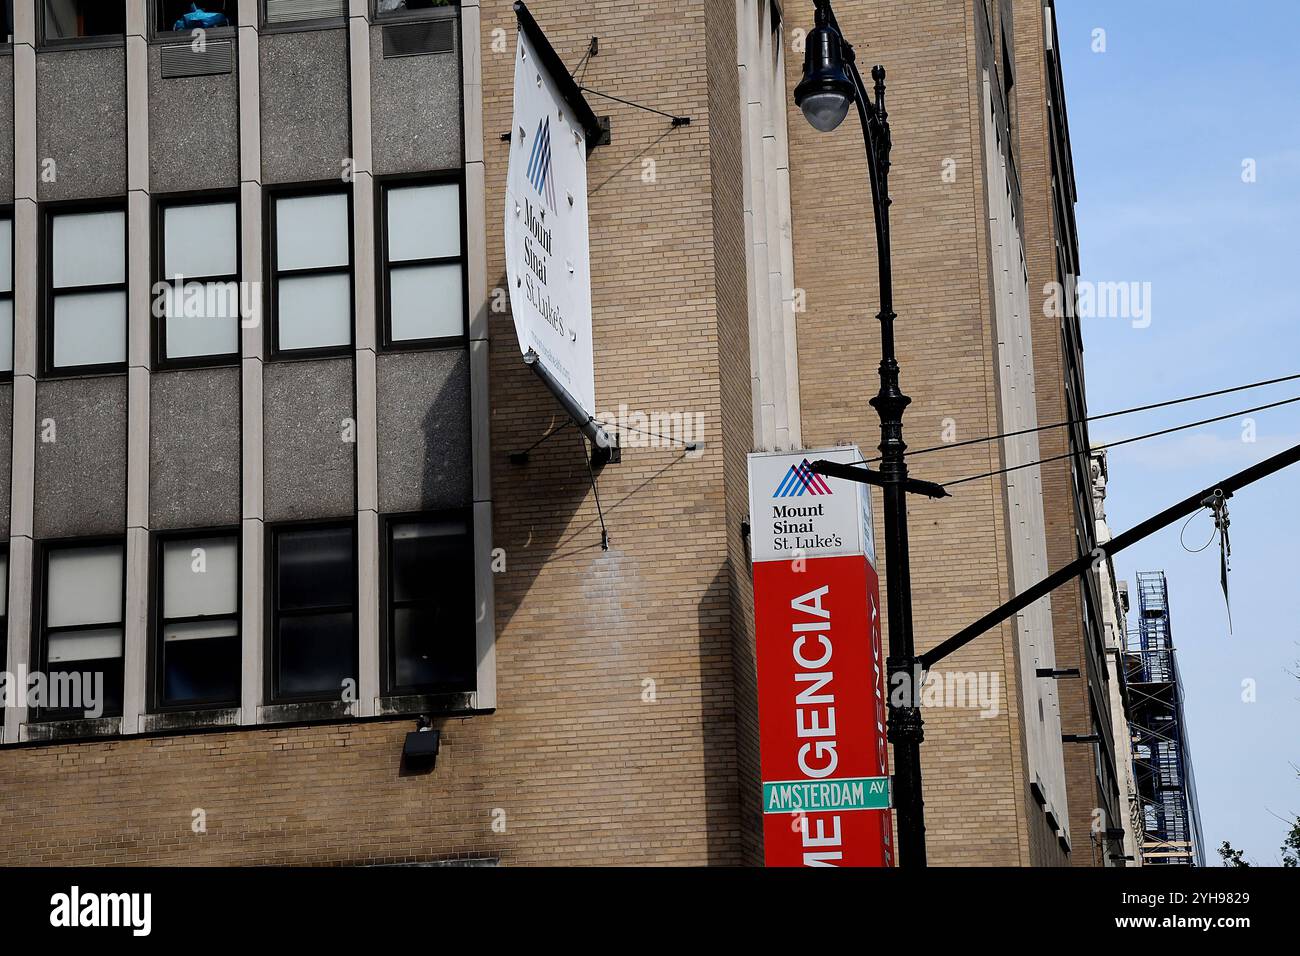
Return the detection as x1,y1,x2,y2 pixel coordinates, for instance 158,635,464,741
0,0,1112,866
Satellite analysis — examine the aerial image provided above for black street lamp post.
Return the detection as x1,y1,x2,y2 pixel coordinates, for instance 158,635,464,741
794,0,928,868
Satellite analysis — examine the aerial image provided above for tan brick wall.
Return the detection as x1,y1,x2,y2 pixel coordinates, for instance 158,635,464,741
0,0,744,867
0,0,1088,868
784,0,1069,865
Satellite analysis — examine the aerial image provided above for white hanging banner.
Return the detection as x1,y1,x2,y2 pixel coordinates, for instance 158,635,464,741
504,26,596,420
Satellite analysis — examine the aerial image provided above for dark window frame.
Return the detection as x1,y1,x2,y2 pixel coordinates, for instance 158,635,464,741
33,535,127,722
265,182,355,361
0,541,8,729
41,197,129,378
375,170,468,352
150,526,242,713
371,0,459,23
39,0,127,49
152,189,243,371
0,206,13,382
259,0,347,33
266,518,359,705
379,508,476,698
149,0,238,41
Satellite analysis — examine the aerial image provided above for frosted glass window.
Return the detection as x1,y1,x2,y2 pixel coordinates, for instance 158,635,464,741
158,533,239,708
0,217,12,293
163,537,237,618
49,208,127,370
47,545,124,628
0,218,9,373
48,628,123,663
275,193,349,271
382,180,464,345
164,620,238,642
387,183,461,262
41,541,125,719
277,273,352,350
272,191,352,354
52,211,125,288
0,300,12,374
53,290,127,367
164,285,241,358
159,200,240,361
390,264,463,341
164,202,237,279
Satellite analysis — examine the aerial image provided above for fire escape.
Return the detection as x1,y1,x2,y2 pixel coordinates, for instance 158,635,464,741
1125,571,1206,865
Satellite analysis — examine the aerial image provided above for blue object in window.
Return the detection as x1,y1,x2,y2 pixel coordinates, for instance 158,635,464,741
174,5,230,31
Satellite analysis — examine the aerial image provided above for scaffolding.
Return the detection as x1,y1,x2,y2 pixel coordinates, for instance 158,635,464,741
1125,571,1206,866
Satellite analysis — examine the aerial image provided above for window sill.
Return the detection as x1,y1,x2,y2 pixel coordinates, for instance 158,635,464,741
2,702,489,747
22,715,122,743
40,365,129,381
38,37,128,53
376,691,480,716
140,707,241,734
267,346,354,364
258,699,357,724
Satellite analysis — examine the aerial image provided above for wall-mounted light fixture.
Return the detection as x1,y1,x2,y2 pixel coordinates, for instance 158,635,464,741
402,716,440,774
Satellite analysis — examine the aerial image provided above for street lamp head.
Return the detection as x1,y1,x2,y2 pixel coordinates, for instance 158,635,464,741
794,14,855,132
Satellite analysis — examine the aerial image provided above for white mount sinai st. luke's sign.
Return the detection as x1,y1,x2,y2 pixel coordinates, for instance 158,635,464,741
748,447,878,565
504,18,597,422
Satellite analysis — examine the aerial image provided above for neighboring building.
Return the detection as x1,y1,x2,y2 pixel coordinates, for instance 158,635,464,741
1012,0,1127,866
1090,448,1143,866
1126,571,1206,866
0,0,1096,866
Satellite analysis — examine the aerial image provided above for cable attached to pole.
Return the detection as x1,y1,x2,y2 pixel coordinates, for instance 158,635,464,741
578,430,610,551
852,370,1300,466
578,85,692,127
940,393,1300,490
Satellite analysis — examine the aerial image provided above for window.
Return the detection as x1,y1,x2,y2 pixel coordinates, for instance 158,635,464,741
380,179,464,347
383,514,474,695
270,523,356,703
0,213,12,373
45,204,126,373
43,0,126,41
375,0,453,17
156,1,236,34
263,0,346,26
3,4,14,43
156,532,240,710
38,542,125,720
269,190,352,355
0,548,7,727
156,197,240,364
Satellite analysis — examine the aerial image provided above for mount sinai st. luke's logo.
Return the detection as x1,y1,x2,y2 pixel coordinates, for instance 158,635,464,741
773,459,833,498
527,115,558,214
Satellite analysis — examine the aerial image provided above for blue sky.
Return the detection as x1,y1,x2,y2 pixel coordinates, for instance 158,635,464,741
1057,2,1300,865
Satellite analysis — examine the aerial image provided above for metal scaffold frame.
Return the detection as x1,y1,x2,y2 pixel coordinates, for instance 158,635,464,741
1125,571,1206,866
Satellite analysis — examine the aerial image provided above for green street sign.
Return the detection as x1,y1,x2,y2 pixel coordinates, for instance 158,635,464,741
762,776,891,814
